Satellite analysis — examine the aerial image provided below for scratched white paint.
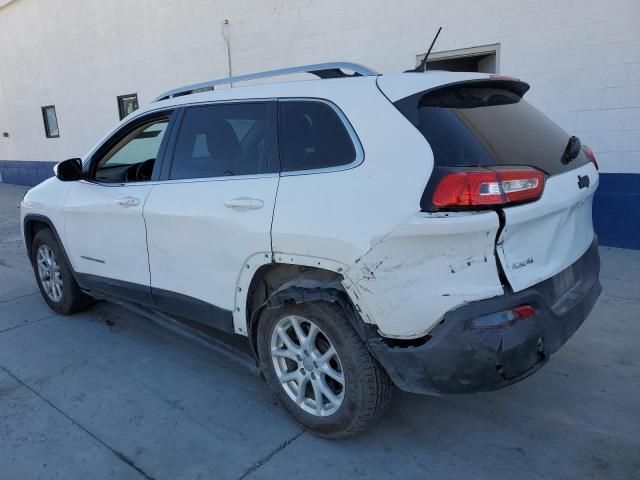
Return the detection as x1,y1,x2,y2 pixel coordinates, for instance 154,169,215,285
497,162,599,292
344,211,504,338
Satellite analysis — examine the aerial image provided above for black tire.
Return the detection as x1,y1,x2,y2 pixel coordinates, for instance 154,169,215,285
31,228,92,315
257,300,393,439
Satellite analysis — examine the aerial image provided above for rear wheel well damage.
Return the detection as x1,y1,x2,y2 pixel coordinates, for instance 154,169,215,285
244,264,370,360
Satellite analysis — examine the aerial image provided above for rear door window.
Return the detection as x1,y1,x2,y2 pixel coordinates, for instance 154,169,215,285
278,100,357,172
170,102,273,180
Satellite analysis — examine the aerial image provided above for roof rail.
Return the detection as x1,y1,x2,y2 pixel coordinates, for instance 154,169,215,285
153,62,378,102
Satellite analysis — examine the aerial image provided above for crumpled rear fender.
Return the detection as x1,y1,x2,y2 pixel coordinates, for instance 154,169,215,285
342,211,505,339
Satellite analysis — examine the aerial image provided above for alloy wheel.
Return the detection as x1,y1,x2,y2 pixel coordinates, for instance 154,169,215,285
37,244,63,302
270,315,345,416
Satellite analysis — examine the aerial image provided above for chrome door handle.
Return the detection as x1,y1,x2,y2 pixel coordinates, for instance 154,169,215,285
224,197,264,211
115,196,140,207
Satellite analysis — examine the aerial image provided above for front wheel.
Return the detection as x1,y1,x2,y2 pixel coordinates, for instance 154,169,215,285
31,228,92,315
257,301,392,439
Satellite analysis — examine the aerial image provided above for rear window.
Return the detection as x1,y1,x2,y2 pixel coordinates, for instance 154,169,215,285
279,101,356,172
396,82,588,176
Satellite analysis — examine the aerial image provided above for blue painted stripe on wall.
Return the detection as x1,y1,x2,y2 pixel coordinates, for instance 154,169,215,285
593,173,640,250
1,160,639,250
0,160,57,187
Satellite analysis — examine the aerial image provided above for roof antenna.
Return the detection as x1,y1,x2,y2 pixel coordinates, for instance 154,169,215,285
408,26,442,73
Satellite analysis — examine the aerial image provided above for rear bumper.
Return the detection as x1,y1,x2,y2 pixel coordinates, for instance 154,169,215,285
367,237,601,395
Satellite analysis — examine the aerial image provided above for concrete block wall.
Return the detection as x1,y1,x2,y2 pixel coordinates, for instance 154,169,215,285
1,0,639,247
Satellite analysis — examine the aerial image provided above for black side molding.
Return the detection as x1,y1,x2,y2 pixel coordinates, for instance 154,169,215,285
75,272,155,307
76,273,235,334
152,287,235,334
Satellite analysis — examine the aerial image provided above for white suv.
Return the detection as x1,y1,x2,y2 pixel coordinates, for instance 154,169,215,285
21,62,601,438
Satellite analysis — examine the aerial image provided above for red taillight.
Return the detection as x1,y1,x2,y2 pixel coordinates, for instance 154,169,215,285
432,167,545,208
512,305,537,319
470,304,537,329
583,145,599,170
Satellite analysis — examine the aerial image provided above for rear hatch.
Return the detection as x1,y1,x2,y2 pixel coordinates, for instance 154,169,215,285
381,75,599,292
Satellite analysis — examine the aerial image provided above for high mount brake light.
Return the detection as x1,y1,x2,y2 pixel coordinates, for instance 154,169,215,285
432,167,545,208
583,145,599,170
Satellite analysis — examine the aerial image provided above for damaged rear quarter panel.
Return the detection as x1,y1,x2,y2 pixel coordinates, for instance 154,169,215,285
343,211,504,338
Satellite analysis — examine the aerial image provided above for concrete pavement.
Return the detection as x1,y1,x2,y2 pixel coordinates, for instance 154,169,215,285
1,183,638,480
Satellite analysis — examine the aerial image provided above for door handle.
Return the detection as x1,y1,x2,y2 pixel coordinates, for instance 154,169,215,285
224,197,264,211
115,196,140,207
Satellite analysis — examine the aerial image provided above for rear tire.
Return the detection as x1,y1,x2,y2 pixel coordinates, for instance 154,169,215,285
257,300,392,439
31,229,92,315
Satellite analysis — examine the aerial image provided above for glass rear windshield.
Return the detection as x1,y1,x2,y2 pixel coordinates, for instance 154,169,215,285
396,82,588,176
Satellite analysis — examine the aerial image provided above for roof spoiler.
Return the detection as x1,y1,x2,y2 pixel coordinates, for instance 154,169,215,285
393,78,531,127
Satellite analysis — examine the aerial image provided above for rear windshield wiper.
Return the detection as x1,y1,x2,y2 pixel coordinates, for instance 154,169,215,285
562,136,582,165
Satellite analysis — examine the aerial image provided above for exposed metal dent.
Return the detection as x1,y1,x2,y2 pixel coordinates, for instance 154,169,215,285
343,211,504,339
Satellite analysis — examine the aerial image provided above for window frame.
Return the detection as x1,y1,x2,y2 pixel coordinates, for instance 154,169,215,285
277,98,364,177
41,105,60,138
117,93,139,120
159,99,279,182
84,108,177,185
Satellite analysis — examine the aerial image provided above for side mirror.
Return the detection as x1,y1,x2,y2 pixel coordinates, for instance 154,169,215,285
54,158,83,182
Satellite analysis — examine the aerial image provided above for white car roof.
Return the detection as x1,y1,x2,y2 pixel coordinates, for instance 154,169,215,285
147,75,377,110
133,69,491,119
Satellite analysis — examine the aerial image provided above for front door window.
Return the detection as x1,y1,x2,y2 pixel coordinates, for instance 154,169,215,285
92,119,169,183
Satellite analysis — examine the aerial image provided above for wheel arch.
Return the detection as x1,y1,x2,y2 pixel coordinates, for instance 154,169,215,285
242,261,369,360
22,214,81,282
23,214,66,261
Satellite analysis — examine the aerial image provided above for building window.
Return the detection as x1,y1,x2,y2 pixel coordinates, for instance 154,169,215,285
41,105,59,138
117,94,139,120
416,44,500,73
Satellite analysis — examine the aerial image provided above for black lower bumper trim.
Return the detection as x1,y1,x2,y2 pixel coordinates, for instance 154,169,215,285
368,237,602,395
